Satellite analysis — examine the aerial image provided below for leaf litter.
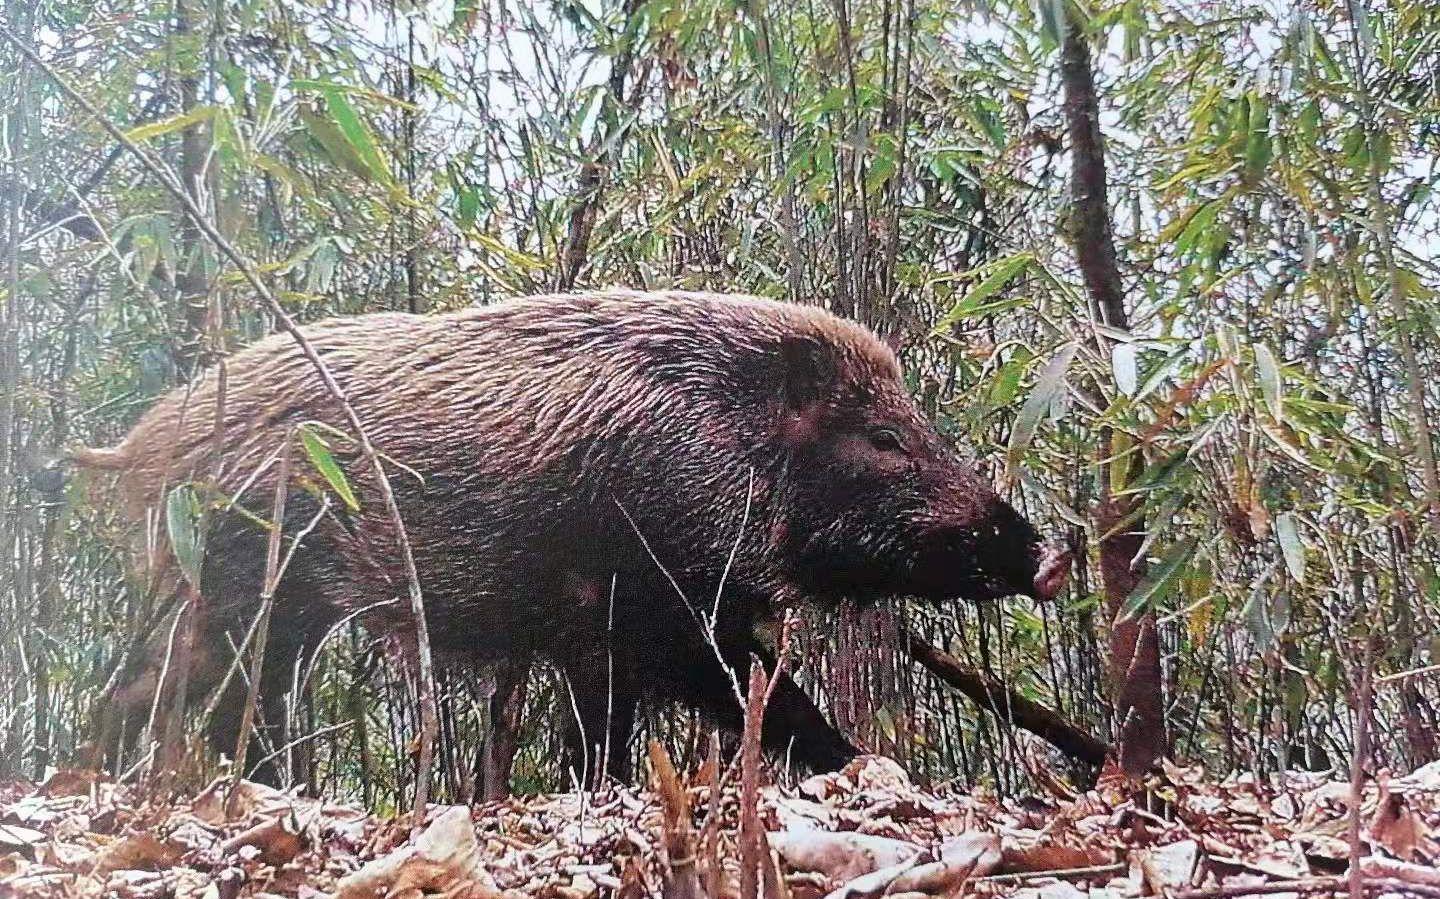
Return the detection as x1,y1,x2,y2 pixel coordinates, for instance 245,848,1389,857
1,753,1436,899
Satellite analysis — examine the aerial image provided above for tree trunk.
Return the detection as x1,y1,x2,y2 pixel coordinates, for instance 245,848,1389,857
557,0,645,291
173,0,211,374
1059,13,1165,778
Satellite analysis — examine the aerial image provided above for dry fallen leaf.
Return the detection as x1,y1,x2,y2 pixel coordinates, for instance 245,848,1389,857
1369,769,1433,862
222,813,308,866
886,831,1001,894
92,832,183,874
768,831,922,883
1136,839,1198,893
335,806,497,899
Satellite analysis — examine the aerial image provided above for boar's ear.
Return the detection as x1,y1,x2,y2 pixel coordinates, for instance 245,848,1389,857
778,335,835,410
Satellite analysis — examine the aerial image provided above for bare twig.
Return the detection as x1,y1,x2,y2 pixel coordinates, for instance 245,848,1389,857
227,431,292,813
1174,877,1343,899
973,863,1127,886
739,660,768,899
245,720,354,780
1347,608,1381,899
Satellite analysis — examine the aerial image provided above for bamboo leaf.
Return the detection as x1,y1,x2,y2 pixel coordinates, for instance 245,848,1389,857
1276,512,1305,583
1255,344,1283,423
319,87,393,185
933,253,1034,330
124,106,217,142
1036,0,1066,48
1005,342,1078,480
166,484,207,588
298,102,379,182
1120,536,1198,621
1241,91,1272,187
1113,342,1138,396
300,426,360,512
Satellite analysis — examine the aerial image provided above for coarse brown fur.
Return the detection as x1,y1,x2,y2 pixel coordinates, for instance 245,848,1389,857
83,290,1057,783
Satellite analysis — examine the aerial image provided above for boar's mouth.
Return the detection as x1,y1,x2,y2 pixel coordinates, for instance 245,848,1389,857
905,506,1070,603
794,512,1068,604
911,538,1070,603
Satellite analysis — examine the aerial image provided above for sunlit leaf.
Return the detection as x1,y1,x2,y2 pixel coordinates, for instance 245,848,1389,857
124,106,218,143
318,87,393,185
1113,342,1138,396
298,102,379,182
933,254,1034,331
1255,344,1283,423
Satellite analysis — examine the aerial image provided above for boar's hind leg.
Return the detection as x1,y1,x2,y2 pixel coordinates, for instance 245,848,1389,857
558,663,639,788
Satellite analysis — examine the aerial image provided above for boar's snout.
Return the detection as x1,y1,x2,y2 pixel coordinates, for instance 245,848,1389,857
911,500,1069,602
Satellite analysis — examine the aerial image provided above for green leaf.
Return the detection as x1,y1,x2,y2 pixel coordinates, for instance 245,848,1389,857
1005,342,1078,480
1171,199,1225,258
933,254,1034,331
989,355,1030,406
124,106,217,142
456,185,481,230
299,102,379,182
166,484,207,588
1255,344,1283,423
300,426,360,512
1241,91,1271,187
1120,536,1198,621
319,87,393,185
1036,0,1066,48
874,706,897,742
1275,512,1305,583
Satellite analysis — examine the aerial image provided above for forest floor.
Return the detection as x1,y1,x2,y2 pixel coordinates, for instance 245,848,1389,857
0,753,1437,899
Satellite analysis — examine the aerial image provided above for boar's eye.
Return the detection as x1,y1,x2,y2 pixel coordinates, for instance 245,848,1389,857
867,426,906,454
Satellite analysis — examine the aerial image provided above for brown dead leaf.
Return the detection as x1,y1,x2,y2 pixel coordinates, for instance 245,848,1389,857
222,814,308,866
887,831,1001,894
1000,835,1112,873
0,823,45,859
822,857,919,899
844,757,911,795
1136,840,1198,893
192,778,297,825
93,832,182,874
335,806,496,899
37,770,102,799
1369,770,1432,862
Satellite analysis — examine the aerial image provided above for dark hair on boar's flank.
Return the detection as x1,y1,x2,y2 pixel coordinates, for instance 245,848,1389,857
78,290,1067,784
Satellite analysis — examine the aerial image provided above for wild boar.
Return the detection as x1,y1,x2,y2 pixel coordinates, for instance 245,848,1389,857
78,291,1065,782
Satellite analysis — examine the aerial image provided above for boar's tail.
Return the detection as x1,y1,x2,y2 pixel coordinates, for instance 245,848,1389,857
68,445,130,470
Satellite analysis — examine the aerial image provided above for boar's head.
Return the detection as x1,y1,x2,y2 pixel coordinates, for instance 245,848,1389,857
768,333,1068,605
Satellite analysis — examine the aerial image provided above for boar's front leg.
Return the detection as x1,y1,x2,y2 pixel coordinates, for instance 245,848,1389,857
660,640,860,773
559,661,639,787
747,647,862,772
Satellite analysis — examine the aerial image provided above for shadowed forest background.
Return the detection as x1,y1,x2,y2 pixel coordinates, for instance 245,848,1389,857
2,0,1439,809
